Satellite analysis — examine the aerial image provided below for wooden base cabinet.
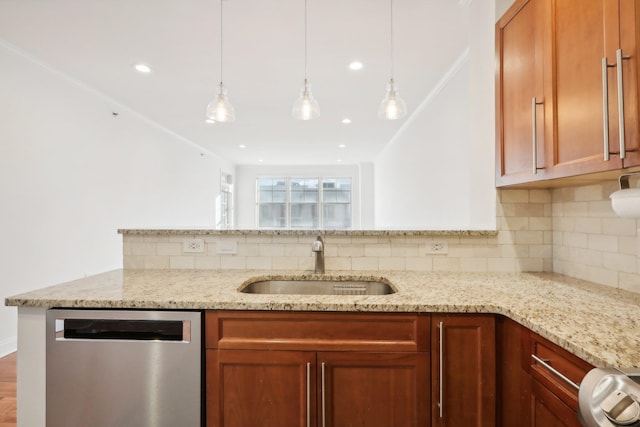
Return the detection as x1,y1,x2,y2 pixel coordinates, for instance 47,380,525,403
431,315,496,427
205,311,430,427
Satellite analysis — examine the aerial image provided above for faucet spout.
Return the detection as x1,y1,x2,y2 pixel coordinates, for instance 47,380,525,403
311,236,325,274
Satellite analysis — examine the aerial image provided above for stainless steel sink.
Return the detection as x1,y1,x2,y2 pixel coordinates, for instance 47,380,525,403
240,279,396,295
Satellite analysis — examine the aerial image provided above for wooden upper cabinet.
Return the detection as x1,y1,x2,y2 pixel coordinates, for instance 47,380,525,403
496,0,640,186
496,0,547,186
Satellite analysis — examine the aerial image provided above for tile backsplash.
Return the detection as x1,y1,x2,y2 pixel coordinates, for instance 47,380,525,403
122,182,640,293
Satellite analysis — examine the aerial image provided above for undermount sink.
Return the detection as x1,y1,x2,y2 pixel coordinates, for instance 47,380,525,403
240,278,396,295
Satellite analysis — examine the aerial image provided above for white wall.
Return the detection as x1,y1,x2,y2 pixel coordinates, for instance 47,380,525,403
0,42,234,356
235,164,369,229
374,0,496,230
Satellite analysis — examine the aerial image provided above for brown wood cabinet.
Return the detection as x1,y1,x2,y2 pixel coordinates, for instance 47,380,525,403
496,0,548,186
496,0,640,186
205,311,430,427
431,314,496,427
523,330,593,427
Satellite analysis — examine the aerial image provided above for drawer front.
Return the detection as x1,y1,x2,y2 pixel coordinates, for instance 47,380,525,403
526,332,593,410
206,311,430,352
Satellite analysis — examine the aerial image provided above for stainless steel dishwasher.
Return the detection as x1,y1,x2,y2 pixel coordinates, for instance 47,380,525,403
46,309,202,427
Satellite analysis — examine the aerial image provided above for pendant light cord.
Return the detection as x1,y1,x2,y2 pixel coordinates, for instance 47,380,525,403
390,0,394,79
304,0,308,82
220,0,224,85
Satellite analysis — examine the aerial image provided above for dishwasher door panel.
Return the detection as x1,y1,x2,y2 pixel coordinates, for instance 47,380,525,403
46,309,201,427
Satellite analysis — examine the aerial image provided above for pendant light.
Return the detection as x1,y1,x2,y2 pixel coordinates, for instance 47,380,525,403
292,0,320,120
206,0,235,123
378,0,407,120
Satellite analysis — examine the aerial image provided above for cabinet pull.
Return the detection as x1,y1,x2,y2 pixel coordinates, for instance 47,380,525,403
306,362,311,427
321,362,326,427
531,97,545,174
438,321,444,418
617,49,630,160
531,354,580,391
603,57,612,161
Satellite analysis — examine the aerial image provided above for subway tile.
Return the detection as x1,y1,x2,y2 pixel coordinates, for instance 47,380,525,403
500,189,529,203
285,244,311,257
602,253,637,274
516,258,544,272
617,236,638,255
364,244,392,257
529,244,552,259
130,242,156,256
220,256,247,270
488,258,516,273
378,257,406,271
405,257,433,272
586,265,618,287
574,184,605,201
298,257,315,271
530,189,552,203
195,256,221,270
515,230,544,245
602,218,638,236
553,217,575,232
588,200,617,218
259,244,285,257
246,235,272,244
391,244,420,257
460,258,488,272
619,272,640,293
587,234,618,253
272,257,300,270
433,258,461,272
574,217,602,234
514,203,545,217
144,256,170,269
157,242,182,256
352,257,379,271
238,243,260,257
246,256,272,270
124,256,145,269
500,244,529,259
472,245,502,258
529,217,553,231
563,232,588,248
563,201,589,217
500,217,529,232
170,256,195,269
338,244,365,257
327,256,352,271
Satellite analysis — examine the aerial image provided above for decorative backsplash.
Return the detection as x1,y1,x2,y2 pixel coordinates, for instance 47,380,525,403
121,182,640,293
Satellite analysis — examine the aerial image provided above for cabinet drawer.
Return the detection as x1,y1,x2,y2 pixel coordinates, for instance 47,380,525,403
206,311,430,352
525,332,593,410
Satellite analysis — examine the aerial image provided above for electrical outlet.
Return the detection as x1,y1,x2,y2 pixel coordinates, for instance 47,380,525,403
183,238,205,253
427,241,448,255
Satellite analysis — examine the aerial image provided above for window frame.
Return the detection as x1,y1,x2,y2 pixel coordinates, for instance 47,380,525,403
255,176,352,229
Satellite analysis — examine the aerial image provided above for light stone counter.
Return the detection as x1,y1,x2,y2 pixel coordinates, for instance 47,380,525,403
6,269,640,368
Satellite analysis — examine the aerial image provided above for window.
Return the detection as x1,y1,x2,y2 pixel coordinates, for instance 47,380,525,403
256,177,351,229
217,173,234,229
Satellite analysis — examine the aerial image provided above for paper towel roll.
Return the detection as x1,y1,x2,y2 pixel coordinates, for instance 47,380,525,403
610,189,640,217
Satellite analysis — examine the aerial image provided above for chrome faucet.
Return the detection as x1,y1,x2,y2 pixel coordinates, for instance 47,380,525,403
311,236,325,274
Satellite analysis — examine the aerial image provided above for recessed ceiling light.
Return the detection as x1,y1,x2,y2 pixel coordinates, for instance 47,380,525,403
338,144,347,148
341,118,352,124
205,119,216,124
258,159,264,162
348,61,363,71
133,63,152,73
337,159,343,163
239,144,246,149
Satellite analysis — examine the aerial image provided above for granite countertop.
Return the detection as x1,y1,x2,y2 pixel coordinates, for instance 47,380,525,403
117,228,498,236
6,269,640,368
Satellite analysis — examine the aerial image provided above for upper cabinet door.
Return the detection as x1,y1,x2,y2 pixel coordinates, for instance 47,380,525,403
547,0,625,176
496,0,548,186
618,0,640,167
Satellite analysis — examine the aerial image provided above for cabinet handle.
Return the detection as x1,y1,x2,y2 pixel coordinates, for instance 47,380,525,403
531,97,544,174
603,57,612,161
306,362,311,427
531,354,580,391
617,49,629,160
321,362,326,427
438,321,444,418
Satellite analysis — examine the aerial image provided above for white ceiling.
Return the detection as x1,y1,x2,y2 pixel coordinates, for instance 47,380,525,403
0,0,470,165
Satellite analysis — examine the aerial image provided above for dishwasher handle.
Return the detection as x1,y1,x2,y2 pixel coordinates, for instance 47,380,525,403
60,318,190,342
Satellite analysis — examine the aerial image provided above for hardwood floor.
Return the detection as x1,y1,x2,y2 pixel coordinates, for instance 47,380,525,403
0,353,16,427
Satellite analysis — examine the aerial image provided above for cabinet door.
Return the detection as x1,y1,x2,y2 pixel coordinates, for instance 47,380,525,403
207,349,316,427
318,352,430,427
619,0,640,167
547,0,625,176
432,315,496,427
530,378,581,427
496,0,548,186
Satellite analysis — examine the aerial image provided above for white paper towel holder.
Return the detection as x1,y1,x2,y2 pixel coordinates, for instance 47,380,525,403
610,171,640,217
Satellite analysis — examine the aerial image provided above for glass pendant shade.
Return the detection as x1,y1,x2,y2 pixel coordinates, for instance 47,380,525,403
378,78,407,120
206,83,235,123
292,79,320,120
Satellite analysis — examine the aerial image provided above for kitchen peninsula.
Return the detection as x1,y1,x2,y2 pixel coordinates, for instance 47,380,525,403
5,230,640,426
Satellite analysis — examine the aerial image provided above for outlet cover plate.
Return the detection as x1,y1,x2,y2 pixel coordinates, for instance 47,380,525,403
183,238,205,253
426,241,448,255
